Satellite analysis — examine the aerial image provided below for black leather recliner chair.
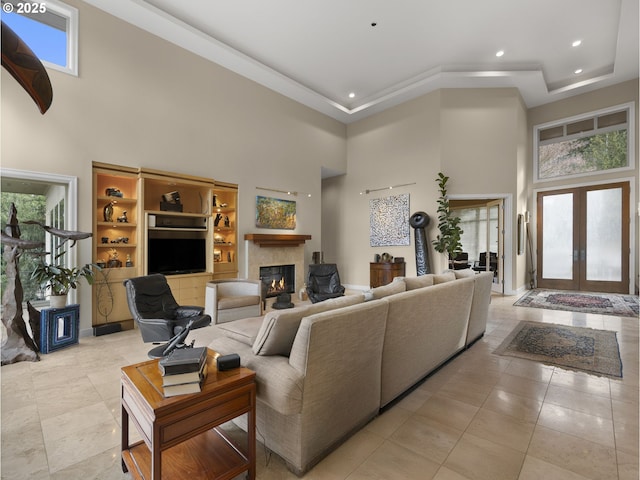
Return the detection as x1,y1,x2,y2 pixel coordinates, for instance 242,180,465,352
306,263,345,303
123,274,211,346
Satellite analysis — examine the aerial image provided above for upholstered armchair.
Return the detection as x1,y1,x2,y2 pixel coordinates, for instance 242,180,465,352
123,274,211,344
306,263,345,303
205,279,263,324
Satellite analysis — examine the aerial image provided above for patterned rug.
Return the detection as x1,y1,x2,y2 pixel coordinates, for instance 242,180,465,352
494,321,622,378
514,289,639,318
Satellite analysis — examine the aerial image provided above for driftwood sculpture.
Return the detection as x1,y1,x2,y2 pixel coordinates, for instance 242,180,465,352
2,204,43,364
1,203,92,365
1,21,53,114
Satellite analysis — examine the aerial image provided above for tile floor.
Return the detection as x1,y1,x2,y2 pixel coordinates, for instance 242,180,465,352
1,294,638,479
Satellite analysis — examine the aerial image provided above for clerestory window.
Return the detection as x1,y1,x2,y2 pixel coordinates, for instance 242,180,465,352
534,103,634,182
1,0,78,76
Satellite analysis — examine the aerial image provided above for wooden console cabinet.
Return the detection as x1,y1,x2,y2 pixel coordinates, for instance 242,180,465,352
370,262,406,288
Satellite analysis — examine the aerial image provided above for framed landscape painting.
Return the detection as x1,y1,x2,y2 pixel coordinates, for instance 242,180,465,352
256,196,297,229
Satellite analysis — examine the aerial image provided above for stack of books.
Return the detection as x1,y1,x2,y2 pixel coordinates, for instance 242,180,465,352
158,346,208,397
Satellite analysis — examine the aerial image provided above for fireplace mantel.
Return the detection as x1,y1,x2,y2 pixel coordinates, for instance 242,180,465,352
244,234,311,247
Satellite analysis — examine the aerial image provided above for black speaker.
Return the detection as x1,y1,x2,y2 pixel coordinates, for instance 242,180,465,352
217,353,240,371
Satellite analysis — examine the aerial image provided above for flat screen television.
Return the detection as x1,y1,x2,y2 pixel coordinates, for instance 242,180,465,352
147,237,206,275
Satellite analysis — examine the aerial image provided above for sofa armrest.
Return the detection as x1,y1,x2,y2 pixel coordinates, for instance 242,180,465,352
209,336,304,415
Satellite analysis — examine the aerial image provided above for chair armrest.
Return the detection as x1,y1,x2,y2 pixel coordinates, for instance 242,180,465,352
175,306,205,318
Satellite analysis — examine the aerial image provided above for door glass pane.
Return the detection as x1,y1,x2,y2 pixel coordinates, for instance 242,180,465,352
586,188,622,281
542,193,573,279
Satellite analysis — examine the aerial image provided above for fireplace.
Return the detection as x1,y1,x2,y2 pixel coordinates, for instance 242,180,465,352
260,264,295,298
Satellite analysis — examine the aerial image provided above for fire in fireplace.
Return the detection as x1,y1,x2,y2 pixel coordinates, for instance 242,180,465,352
260,264,295,298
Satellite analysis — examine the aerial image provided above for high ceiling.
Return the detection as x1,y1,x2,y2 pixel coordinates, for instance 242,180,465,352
85,0,638,123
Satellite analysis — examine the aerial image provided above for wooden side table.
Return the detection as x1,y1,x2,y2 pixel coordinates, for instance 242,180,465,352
121,348,256,480
370,262,406,288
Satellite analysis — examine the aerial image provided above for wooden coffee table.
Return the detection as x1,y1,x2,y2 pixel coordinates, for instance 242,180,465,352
121,348,256,480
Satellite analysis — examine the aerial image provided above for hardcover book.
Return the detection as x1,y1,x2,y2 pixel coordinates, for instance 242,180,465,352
159,346,207,376
162,362,208,386
163,380,203,397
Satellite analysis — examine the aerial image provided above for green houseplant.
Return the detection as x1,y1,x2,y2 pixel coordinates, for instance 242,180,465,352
31,262,96,303
432,172,464,269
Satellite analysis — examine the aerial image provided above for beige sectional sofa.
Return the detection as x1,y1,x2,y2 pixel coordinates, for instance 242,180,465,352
208,270,493,475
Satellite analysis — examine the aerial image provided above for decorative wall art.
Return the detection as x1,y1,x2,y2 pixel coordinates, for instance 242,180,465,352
256,196,297,230
370,193,410,246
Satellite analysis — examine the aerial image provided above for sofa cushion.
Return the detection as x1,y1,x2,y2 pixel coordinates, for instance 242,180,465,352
404,274,435,290
218,295,261,310
433,272,456,284
454,268,476,279
216,316,264,345
252,294,364,356
369,278,406,300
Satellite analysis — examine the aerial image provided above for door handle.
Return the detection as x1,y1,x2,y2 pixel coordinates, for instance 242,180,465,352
580,249,586,261
573,250,578,261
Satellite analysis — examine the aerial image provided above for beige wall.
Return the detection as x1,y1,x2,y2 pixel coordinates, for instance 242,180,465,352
323,81,638,293
1,0,346,332
326,88,528,292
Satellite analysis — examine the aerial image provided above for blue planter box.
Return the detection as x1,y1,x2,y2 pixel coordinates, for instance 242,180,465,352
40,304,80,353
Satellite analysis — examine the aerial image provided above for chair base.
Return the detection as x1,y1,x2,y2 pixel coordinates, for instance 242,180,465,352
148,343,170,359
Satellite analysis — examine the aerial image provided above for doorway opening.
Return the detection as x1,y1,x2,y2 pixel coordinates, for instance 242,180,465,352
1,169,78,306
450,196,509,294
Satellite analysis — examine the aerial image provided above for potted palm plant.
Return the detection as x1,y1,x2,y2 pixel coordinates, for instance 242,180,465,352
432,172,464,270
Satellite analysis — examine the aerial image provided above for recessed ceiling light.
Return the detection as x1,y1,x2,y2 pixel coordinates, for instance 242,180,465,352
496,50,505,57
348,92,355,99
572,40,582,47
574,68,583,74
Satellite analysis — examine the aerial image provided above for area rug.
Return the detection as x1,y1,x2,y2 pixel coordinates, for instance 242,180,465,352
514,289,639,318
494,321,622,378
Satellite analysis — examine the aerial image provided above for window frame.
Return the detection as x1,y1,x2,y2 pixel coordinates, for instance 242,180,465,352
533,102,635,183
1,0,78,76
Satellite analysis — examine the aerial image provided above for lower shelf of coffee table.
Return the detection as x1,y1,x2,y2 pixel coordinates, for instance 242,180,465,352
122,427,250,480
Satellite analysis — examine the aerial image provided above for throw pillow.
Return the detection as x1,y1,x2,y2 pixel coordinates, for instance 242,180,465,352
433,272,456,284
370,279,406,299
252,294,365,356
454,269,476,279
252,306,309,356
404,274,434,290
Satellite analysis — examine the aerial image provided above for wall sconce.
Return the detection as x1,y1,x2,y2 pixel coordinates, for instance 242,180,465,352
256,186,311,198
359,182,416,195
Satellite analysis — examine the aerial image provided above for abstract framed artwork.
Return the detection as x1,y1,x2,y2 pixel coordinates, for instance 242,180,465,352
256,196,297,229
370,193,410,246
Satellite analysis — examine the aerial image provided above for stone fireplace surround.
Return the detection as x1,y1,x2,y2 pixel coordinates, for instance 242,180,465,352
244,234,312,298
